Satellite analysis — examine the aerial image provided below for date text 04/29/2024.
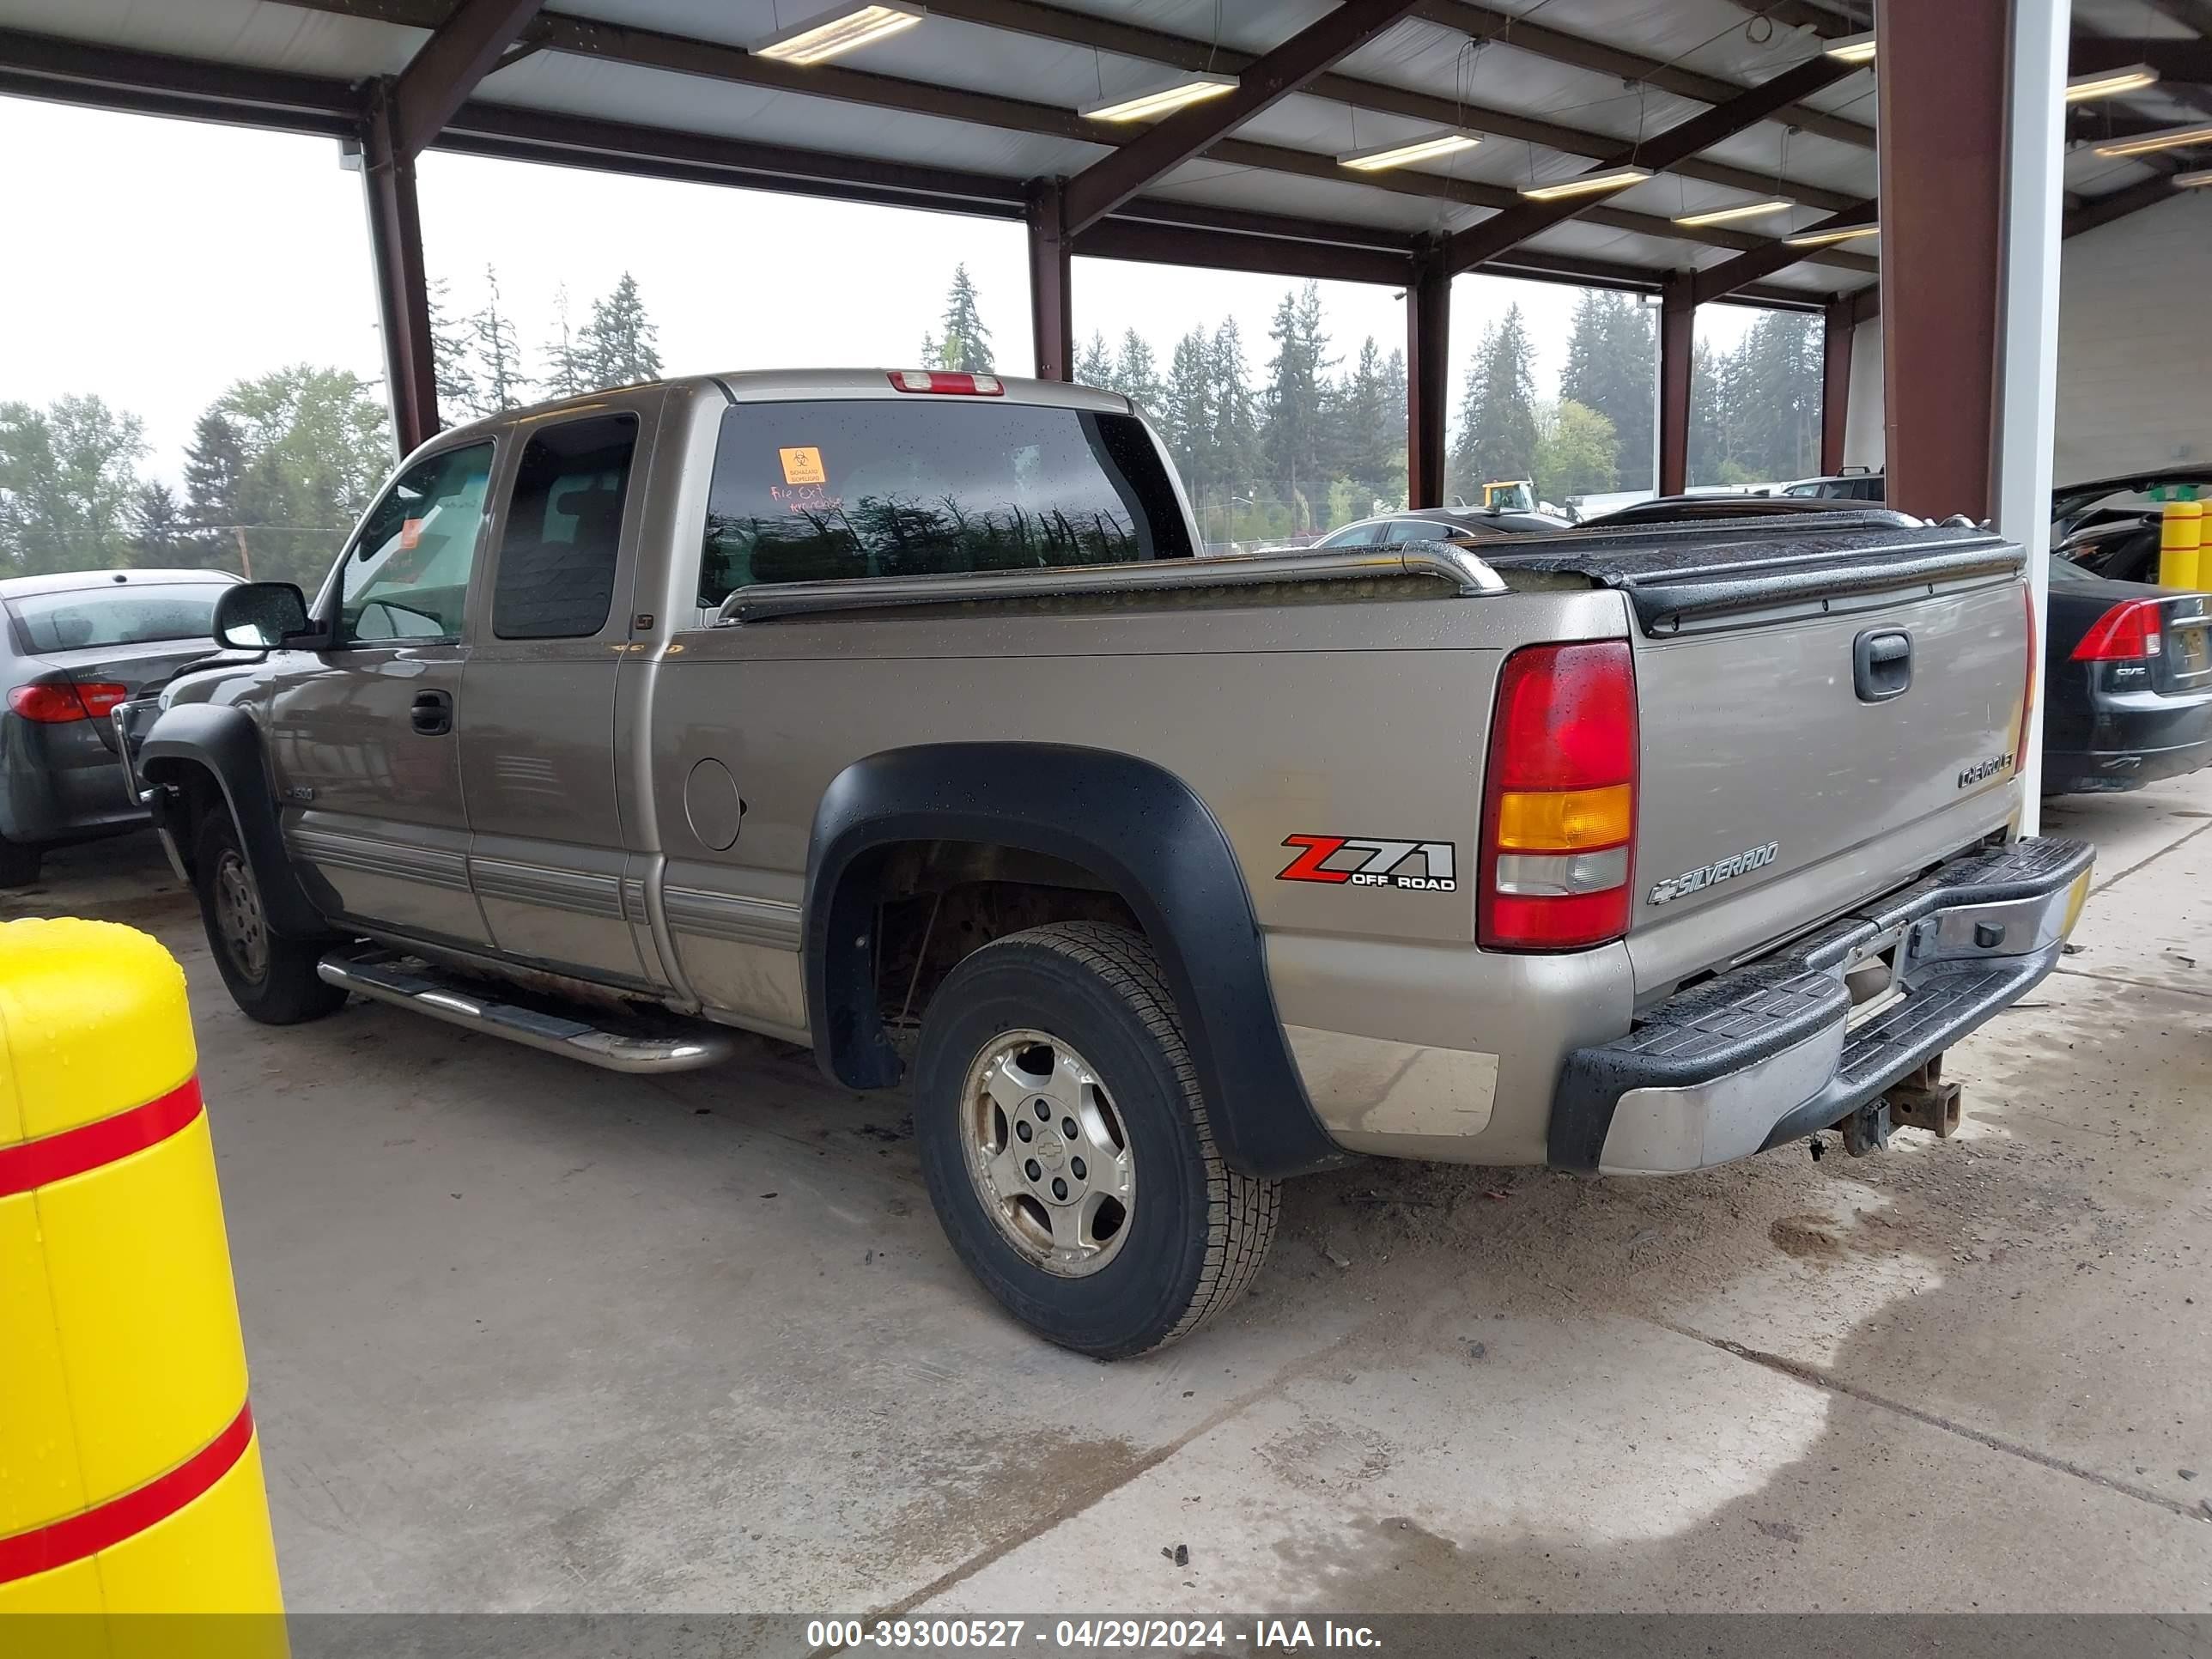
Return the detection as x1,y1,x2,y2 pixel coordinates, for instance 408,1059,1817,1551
802,1618,1383,1650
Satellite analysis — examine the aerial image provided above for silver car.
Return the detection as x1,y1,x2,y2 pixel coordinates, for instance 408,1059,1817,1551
1,568,240,885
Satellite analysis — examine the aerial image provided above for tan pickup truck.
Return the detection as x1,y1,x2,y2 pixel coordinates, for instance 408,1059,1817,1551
119,369,2093,1357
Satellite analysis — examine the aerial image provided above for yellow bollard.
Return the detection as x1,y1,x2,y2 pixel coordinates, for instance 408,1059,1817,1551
0,920,282,1621
2159,497,2203,589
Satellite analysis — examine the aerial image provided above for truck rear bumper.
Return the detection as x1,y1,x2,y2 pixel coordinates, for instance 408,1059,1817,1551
1549,836,2095,1175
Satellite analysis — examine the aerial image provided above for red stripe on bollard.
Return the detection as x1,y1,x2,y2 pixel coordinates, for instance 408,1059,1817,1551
0,1076,204,1197
0,1401,255,1583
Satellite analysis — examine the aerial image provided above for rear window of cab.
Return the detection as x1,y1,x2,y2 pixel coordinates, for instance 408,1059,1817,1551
696,398,1192,608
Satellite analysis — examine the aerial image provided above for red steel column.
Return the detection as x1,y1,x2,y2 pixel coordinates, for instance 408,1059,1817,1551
1820,297,1854,476
1026,180,1073,382
361,84,438,457
1875,0,2007,520
1657,275,1694,497
1407,247,1449,508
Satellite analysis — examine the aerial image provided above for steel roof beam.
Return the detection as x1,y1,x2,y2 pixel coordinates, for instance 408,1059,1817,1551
1058,1,1426,235
502,12,1883,273
1690,202,1876,305
919,0,1862,212
1445,50,1861,274
1413,0,1877,150
388,0,544,159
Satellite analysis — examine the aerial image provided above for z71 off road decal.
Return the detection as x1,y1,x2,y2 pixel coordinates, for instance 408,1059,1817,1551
1279,836,1457,892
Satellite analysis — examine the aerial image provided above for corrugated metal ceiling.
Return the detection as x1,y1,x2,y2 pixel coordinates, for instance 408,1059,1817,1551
0,0,2189,301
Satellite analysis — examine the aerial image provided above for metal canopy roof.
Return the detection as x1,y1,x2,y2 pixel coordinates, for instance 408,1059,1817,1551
0,0,2199,312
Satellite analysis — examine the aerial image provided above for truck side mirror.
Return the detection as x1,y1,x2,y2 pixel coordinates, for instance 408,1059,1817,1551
212,582,315,650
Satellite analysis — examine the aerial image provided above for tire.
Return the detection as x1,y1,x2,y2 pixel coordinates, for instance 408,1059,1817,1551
192,809,348,1025
913,921,1279,1358
0,839,40,888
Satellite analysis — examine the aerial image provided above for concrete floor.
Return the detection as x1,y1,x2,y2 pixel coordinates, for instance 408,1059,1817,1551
7,778,2209,1625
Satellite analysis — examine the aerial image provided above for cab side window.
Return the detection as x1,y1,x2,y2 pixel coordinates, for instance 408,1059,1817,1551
492,415,639,640
337,442,495,645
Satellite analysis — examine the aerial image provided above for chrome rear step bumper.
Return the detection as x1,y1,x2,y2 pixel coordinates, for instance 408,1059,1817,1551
1549,836,2096,1175
317,951,736,1073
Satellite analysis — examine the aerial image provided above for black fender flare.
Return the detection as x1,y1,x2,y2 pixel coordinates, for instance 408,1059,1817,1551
139,702,333,939
804,743,1342,1180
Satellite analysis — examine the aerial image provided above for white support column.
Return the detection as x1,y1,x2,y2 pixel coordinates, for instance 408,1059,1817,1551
1994,0,2069,836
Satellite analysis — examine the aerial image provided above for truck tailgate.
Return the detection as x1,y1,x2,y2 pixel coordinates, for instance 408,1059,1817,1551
1495,511,2030,994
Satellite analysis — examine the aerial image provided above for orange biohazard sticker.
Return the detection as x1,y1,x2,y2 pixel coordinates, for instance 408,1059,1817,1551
779,446,826,485
400,518,425,550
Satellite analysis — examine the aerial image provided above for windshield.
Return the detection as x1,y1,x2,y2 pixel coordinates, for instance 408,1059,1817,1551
8,583,231,652
697,398,1192,605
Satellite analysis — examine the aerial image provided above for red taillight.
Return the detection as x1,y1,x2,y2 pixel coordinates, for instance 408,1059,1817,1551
8,682,125,724
1480,641,1638,951
887,370,1004,395
2070,597,2164,662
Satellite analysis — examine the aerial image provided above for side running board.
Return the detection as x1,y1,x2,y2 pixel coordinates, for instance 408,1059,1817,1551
317,951,735,1073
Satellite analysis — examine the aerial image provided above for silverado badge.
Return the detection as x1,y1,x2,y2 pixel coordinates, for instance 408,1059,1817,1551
1647,841,1779,906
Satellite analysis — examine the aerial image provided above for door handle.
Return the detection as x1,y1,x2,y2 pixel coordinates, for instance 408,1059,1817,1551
1852,629,1913,702
410,690,453,736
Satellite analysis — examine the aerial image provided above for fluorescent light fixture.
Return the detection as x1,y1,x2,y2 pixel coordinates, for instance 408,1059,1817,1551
1784,222,1880,246
2176,167,2212,187
2093,122,2212,157
1081,72,1237,124
1672,198,1795,228
2065,63,2160,103
1518,166,1652,201
1336,128,1482,172
754,2,922,65
1824,30,1877,64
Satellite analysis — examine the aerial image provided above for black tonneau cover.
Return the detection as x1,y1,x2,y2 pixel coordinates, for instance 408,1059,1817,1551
1488,511,2024,635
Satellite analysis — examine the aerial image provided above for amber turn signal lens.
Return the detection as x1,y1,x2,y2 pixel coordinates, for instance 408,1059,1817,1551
1493,783,1633,851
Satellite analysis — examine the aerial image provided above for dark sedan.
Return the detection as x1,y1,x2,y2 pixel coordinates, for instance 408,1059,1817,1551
2041,559,2212,794
2,568,240,884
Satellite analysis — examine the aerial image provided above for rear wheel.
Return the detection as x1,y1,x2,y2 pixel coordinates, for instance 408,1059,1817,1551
913,921,1279,1358
0,839,40,888
193,811,347,1024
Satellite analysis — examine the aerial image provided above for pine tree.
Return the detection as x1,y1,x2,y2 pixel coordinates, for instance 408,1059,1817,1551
129,481,191,564
471,265,526,413
579,272,663,391
1076,331,1115,389
932,264,994,373
1261,283,1334,523
1337,336,1395,514
541,283,586,399
1113,330,1164,414
1380,347,1410,508
1560,290,1656,489
182,411,246,539
427,277,481,420
1208,318,1260,511
1687,337,1728,485
1160,329,1213,522
1448,305,1540,503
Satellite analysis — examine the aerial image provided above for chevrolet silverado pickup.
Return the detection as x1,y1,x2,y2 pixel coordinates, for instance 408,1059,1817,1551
117,369,2094,1358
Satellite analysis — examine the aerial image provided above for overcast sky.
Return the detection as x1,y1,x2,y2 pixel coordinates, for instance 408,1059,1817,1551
2,94,1760,487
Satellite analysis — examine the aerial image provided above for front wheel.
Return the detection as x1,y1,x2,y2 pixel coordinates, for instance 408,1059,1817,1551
192,811,347,1024
913,921,1279,1358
